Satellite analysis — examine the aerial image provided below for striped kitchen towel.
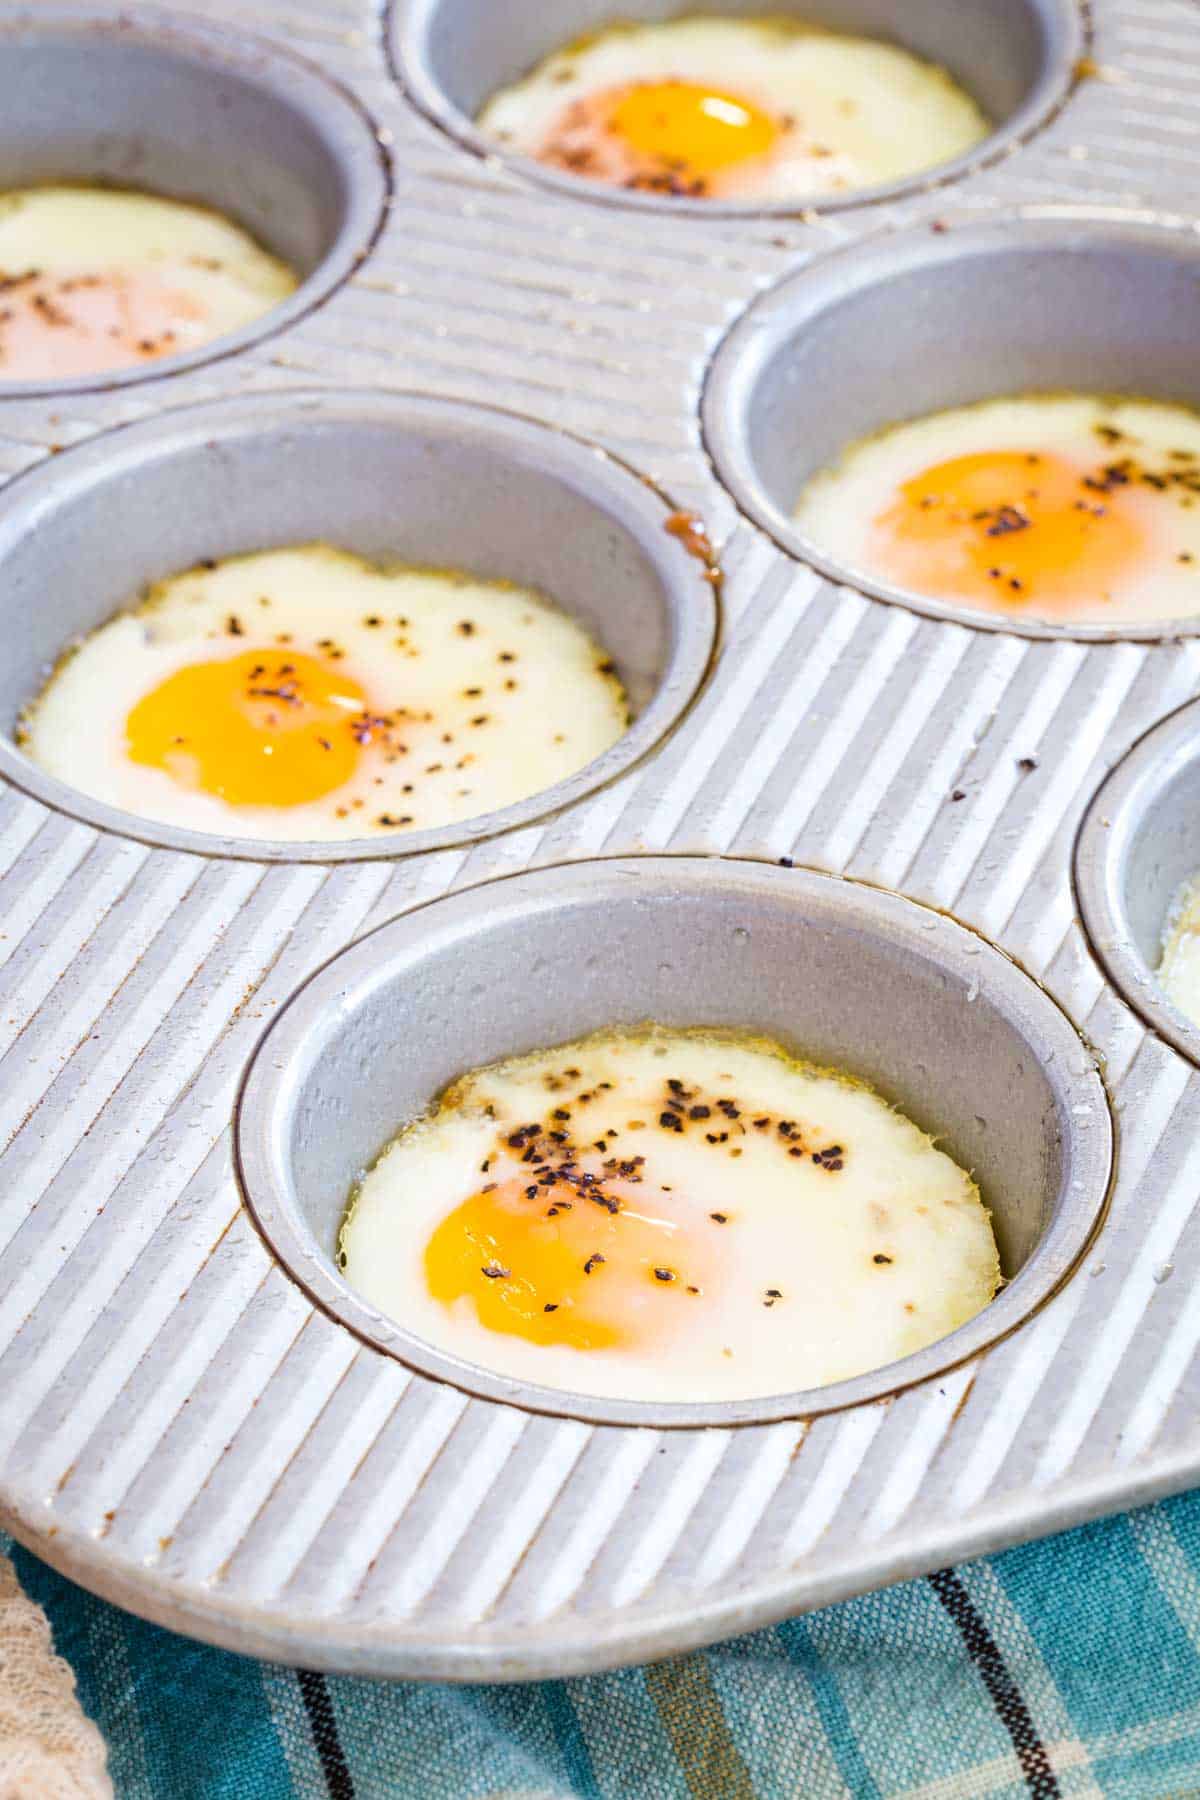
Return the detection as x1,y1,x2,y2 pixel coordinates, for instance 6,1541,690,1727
4,1486,1200,1799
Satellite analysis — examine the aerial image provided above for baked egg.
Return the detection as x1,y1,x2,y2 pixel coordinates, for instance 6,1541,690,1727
339,1026,1000,1402
477,16,989,202
794,395,1200,626
1159,877,1200,1030
0,185,296,380
19,544,629,841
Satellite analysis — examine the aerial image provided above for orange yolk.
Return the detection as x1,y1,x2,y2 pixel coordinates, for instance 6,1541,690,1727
424,1175,711,1352
608,80,778,174
870,449,1147,614
126,649,367,807
0,269,207,381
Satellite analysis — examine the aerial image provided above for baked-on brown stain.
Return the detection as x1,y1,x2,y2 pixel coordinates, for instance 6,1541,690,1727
665,511,723,590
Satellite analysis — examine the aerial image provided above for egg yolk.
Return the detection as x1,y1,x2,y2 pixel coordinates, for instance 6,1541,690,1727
0,269,207,381
870,449,1147,612
126,649,367,807
608,80,778,174
425,1175,709,1352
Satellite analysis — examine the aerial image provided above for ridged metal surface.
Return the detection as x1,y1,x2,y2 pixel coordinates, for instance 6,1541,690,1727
1,0,1200,1678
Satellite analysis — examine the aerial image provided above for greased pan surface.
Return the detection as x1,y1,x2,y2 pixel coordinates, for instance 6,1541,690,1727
0,0,1197,1680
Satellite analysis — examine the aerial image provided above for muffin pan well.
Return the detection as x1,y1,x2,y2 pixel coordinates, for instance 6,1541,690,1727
389,0,1084,217
238,857,1111,1427
1077,697,1200,1067
0,390,716,859
0,4,387,394
0,0,1199,1684
704,211,1200,639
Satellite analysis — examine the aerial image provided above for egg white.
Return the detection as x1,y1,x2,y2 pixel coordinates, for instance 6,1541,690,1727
0,185,296,368
19,544,629,842
1160,877,1200,1029
478,17,990,200
340,1027,1000,1403
794,394,1200,625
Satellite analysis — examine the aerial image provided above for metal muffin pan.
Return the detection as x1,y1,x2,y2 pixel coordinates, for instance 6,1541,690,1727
1,0,1200,1680
0,388,717,861
238,856,1112,1428
390,0,1085,219
704,209,1200,640
0,3,388,396
1077,697,1200,1067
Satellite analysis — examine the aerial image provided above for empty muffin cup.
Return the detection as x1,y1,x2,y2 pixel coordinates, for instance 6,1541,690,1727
389,0,1081,216
1077,697,1200,1068
0,390,718,860
236,857,1113,1427
0,4,387,391
704,211,1200,638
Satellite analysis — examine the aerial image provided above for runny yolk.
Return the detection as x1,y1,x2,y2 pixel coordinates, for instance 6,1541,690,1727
126,649,367,807
870,449,1147,613
424,1176,708,1351
608,80,778,175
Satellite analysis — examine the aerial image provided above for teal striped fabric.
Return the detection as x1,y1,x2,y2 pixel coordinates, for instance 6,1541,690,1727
5,1489,1199,1799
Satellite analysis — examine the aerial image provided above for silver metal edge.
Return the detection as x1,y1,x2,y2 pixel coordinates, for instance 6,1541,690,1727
6,1438,1192,1681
